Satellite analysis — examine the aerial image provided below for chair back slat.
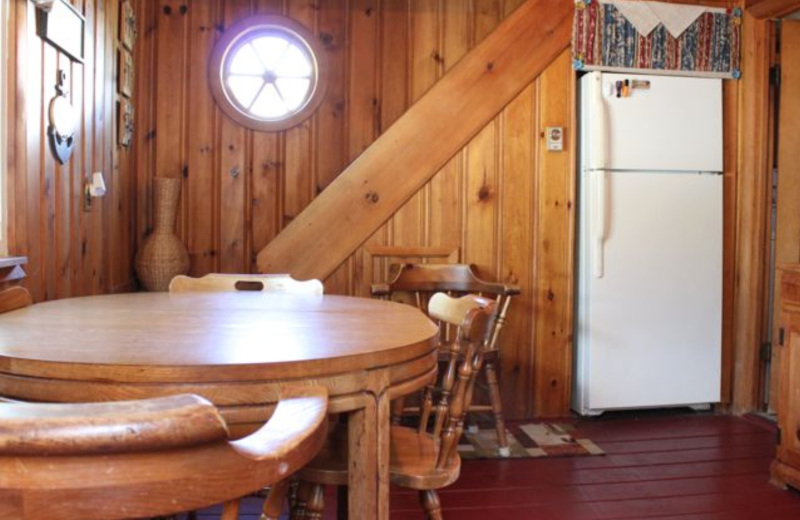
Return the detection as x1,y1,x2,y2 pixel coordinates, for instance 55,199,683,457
422,293,495,468
170,274,324,295
429,335,459,439
438,340,477,468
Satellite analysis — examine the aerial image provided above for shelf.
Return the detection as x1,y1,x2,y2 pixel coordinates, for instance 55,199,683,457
0,256,28,284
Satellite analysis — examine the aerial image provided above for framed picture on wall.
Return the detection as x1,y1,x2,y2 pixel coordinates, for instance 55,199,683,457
37,0,85,63
119,48,134,98
118,98,134,148
120,0,136,51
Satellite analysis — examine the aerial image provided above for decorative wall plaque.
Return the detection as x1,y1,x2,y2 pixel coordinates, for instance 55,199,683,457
118,0,136,150
118,98,134,148
119,48,134,98
48,70,77,164
120,0,137,50
37,0,85,63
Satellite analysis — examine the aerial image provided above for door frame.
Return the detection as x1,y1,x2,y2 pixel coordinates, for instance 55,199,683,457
733,0,800,414
765,17,800,412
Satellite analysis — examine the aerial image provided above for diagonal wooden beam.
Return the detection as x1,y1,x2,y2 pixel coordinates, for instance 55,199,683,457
257,0,572,280
746,0,800,19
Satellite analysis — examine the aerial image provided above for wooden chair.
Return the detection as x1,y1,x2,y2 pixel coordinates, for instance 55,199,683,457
0,286,33,314
0,386,328,520
169,273,324,294
287,293,496,520
0,287,33,403
169,273,324,517
372,263,520,456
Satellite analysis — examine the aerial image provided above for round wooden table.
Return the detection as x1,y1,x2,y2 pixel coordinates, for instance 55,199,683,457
0,292,439,520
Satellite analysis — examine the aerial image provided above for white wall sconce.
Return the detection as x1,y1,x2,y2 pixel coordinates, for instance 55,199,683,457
83,172,106,211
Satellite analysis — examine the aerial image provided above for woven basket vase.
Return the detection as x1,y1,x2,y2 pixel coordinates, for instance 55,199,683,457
134,177,190,291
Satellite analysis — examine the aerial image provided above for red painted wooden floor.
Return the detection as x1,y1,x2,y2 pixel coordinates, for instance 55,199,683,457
195,412,800,519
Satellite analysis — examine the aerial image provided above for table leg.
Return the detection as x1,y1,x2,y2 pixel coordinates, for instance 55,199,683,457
347,390,391,520
377,389,391,518
337,486,348,520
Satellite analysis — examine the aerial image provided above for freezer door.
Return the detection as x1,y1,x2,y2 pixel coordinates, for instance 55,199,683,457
584,72,723,172
577,170,722,412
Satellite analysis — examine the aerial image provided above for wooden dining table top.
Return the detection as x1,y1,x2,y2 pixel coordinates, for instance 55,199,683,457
0,292,439,382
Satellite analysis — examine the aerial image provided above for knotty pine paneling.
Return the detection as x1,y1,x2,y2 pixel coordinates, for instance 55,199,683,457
137,0,557,417
5,0,139,301
351,51,575,419
136,0,524,284
136,1,738,419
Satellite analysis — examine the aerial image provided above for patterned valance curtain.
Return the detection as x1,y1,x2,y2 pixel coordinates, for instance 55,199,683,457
572,0,742,78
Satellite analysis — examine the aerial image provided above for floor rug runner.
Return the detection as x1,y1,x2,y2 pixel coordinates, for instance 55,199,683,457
458,423,605,459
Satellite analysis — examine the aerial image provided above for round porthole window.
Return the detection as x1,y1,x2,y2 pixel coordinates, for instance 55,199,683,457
209,16,327,132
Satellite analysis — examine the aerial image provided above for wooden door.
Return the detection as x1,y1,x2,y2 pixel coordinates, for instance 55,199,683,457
770,20,800,412
773,309,800,487
771,267,800,490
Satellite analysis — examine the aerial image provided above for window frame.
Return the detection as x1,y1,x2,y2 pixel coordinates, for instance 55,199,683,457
0,0,8,256
209,15,328,132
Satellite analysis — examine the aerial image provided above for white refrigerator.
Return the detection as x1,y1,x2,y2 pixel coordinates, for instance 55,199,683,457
573,71,723,416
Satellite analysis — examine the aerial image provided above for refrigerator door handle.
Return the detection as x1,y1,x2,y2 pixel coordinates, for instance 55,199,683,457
591,72,607,170
590,71,607,278
593,169,606,278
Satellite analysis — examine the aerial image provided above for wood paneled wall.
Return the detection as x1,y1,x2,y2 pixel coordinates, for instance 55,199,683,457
5,0,139,301
136,0,531,274
254,0,572,281
137,0,575,418
343,51,576,419
0,0,773,419
136,0,742,418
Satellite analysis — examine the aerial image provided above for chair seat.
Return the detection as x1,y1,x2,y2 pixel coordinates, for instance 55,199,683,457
389,424,461,490
298,423,461,491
